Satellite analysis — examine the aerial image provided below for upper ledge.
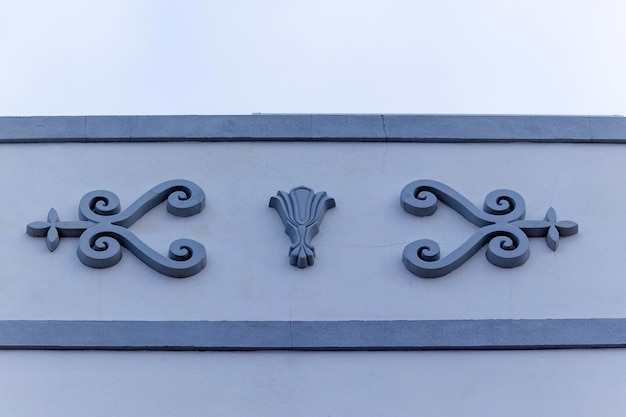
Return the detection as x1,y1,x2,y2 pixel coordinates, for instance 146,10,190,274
0,114,625,143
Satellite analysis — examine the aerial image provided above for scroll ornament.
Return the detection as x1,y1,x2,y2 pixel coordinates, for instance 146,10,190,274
27,180,207,278
269,186,336,268
401,180,578,278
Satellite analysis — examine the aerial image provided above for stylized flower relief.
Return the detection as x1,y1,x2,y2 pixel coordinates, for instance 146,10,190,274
26,180,207,278
401,180,579,278
269,186,336,268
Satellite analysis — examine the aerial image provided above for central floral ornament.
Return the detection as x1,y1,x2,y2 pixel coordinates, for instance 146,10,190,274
269,186,336,268
27,180,207,278
401,180,578,278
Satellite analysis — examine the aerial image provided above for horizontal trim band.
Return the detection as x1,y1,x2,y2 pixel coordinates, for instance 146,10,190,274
0,115,625,143
1,319,624,351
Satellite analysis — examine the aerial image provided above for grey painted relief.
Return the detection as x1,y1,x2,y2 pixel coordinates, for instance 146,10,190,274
401,180,578,278
269,186,336,268
27,180,207,278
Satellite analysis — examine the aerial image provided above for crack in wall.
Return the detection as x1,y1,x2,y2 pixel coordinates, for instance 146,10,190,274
381,114,388,140
381,114,389,172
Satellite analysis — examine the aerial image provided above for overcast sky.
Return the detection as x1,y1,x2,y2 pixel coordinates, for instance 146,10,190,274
1,1,624,116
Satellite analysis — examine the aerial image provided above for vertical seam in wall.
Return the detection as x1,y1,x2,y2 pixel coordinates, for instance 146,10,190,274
131,115,139,141
381,114,390,169
381,114,388,141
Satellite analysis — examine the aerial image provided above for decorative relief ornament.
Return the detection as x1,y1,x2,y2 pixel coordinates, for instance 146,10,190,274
269,186,336,268
400,180,578,278
27,180,207,278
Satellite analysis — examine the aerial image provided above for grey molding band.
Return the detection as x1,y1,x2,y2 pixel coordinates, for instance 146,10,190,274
1,114,626,143
1,319,625,351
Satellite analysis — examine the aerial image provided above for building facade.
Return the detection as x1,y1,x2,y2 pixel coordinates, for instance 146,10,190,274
1,114,625,415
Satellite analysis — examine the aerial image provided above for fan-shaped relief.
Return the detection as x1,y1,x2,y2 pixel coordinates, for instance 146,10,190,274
27,179,207,278
269,186,336,268
400,180,578,278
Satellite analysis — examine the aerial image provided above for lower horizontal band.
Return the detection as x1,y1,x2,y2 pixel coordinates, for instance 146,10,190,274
0,319,623,351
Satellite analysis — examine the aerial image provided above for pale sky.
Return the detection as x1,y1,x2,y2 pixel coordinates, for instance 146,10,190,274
1,0,624,116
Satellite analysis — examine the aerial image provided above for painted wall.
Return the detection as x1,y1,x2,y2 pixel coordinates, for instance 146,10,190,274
0,141,611,320
1,116,624,415
2,350,625,416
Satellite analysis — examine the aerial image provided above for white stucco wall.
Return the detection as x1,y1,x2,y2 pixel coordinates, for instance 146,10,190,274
2,350,626,417
0,141,615,320
1,137,624,415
